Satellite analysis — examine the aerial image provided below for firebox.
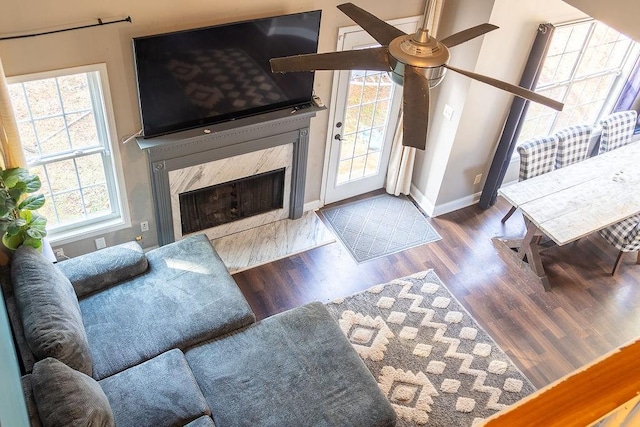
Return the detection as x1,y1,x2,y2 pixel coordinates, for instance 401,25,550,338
179,168,286,234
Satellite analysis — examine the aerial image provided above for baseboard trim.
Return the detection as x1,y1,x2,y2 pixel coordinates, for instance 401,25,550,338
304,199,323,212
409,184,436,216
410,184,481,217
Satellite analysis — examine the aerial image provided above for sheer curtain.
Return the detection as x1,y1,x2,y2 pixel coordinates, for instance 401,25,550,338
0,57,26,169
385,112,415,196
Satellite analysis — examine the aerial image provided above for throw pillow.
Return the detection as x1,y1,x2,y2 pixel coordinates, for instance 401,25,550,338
56,241,149,298
31,358,114,427
12,246,93,376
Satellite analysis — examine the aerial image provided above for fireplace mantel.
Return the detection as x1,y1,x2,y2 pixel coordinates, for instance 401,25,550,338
137,105,323,245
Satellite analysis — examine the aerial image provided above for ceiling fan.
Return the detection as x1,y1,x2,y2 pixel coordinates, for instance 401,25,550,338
270,1,564,150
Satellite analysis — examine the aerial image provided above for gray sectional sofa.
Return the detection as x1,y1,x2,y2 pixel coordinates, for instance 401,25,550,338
2,234,396,427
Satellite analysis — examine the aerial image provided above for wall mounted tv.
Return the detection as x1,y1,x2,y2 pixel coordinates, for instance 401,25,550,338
133,10,321,138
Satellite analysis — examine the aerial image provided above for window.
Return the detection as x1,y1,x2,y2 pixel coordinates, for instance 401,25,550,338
7,64,129,243
517,19,640,144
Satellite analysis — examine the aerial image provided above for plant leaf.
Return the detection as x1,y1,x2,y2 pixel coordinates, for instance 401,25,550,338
7,219,26,236
19,194,45,211
22,236,43,249
3,168,30,188
24,175,42,193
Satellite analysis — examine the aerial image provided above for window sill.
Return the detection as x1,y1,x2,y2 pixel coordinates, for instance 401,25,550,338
46,216,131,246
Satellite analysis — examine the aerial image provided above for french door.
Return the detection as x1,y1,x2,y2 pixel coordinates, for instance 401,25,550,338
323,18,420,205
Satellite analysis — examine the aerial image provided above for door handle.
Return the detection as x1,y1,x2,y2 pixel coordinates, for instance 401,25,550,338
334,134,342,141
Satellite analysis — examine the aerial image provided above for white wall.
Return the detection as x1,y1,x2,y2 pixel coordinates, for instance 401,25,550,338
412,0,586,215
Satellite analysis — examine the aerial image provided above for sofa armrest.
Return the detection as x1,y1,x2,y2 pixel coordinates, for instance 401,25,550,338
56,241,148,299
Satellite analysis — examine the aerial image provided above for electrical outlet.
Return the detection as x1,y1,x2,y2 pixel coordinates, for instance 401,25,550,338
54,248,65,260
140,221,149,232
95,237,107,250
443,104,454,121
473,174,483,185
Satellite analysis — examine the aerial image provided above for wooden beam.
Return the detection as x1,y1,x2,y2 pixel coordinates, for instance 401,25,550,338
481,338,640,426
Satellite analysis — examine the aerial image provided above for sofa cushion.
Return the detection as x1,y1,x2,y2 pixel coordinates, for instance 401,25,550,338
31,358,114,427
99,349,210,427
80,234,255,379
21,375,42,427
12,246,93,376
185,302,397,427
57,241,148,298
184,416,216,427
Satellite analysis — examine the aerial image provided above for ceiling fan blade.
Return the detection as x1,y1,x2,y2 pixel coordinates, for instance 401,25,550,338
401,66,430,150
337,3,407,46
439,23,499,48
270,47,391,73
444,64,564,111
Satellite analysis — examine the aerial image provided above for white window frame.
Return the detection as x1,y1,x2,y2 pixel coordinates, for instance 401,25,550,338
515,19,640,150
7,63,130,245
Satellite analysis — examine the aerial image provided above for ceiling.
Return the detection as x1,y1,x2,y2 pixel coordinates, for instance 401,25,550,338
562,0,640,42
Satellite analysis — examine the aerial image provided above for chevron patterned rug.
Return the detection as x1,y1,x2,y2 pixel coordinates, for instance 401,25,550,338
325,270,535,426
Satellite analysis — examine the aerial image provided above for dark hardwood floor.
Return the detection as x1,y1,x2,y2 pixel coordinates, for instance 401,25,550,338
233,192,640,389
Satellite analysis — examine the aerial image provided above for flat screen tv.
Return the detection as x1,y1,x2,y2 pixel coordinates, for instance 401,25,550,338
133,10,321,138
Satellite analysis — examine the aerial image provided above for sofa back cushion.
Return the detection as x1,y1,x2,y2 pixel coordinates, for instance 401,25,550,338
12,246,93,376
56,241,148,298
31,358,114,427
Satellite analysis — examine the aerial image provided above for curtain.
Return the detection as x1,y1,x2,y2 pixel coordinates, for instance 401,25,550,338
385,112,415,196
0,57,26,169
478,23,555,209
613,56,640,113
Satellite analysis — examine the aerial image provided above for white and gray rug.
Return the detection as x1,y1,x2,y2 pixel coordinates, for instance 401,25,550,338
320,194,441,263
325,270,535,426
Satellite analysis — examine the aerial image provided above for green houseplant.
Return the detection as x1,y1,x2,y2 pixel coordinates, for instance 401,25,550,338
0,167,47,250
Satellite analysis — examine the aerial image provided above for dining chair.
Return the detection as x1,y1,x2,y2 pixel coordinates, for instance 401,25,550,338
554,124,592,169
598,110,638,154
599,213,640,275
501,135,559,223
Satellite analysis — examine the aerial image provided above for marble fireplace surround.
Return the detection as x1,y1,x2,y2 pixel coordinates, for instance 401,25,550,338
137,106,322,246
168,144,293,241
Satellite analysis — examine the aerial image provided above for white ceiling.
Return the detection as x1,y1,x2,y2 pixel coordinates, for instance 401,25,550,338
562,0,640,42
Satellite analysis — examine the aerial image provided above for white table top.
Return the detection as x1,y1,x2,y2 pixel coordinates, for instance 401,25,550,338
498,141,640,246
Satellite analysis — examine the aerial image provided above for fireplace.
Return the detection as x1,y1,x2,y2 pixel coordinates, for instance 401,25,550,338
137,106,322,245
179,168,286,234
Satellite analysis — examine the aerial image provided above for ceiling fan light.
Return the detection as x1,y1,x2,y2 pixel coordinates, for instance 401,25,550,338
425,66,447,88
390,64,446,89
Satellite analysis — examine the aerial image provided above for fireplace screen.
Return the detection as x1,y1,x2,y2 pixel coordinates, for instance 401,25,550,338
179,168,285,234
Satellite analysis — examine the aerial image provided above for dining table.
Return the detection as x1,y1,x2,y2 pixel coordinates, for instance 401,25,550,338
497,140,640,290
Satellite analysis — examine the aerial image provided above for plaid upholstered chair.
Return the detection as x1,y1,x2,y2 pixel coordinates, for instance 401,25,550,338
599,213,640,275
554,124,592,169
598,110,638,154
501,135,559,223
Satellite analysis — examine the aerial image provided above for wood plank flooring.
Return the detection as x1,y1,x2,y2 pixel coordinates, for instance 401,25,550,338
232,192,640,389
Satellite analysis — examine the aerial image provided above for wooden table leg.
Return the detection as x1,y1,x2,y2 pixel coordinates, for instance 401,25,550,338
525,234,551,291
499,221,551,291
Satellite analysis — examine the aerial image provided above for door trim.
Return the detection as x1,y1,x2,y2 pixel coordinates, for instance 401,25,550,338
320,15,421,206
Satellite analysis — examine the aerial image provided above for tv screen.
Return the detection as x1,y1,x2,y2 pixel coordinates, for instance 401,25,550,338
133,10,321,138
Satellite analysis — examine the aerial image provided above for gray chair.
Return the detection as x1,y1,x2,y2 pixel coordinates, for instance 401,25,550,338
554,124,592,169
598,110,638,154
502,135,559,223
599,213,640,275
